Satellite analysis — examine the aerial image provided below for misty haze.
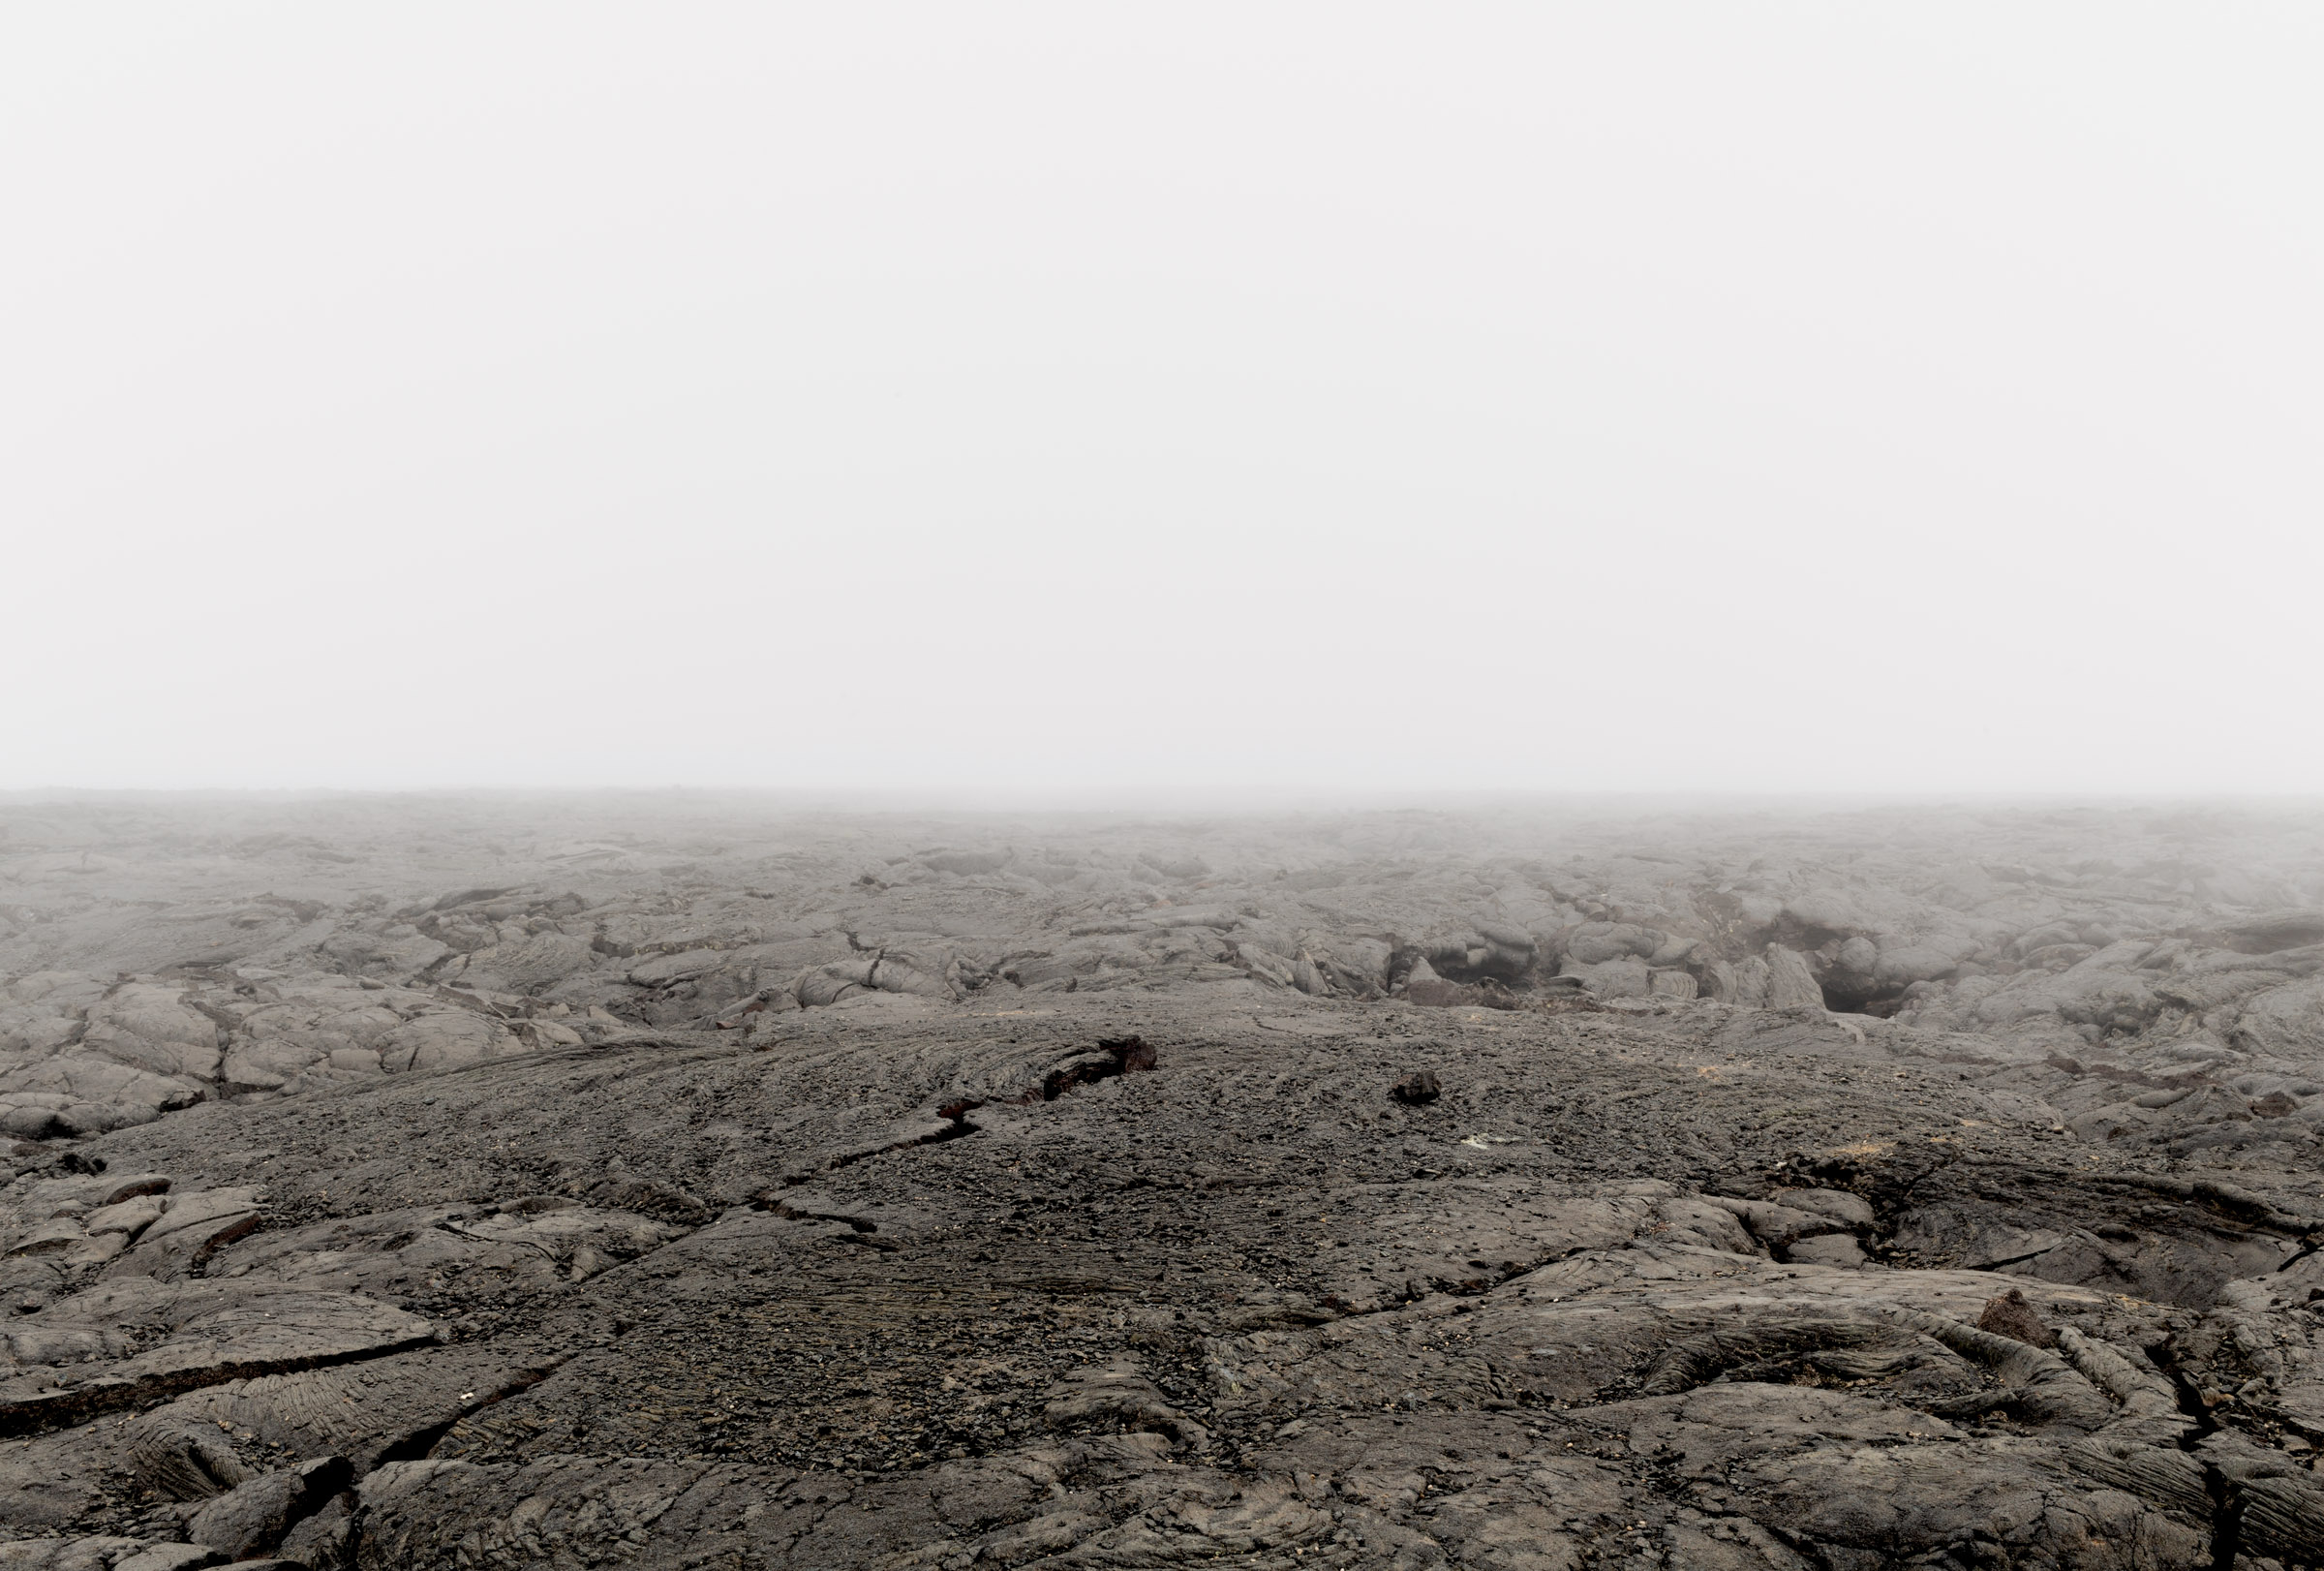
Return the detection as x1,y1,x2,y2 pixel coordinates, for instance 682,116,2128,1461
4,8,2323,1570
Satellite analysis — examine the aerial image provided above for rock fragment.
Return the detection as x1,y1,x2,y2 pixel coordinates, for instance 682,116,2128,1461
1784,1233,1866,1268
1763,944,1825,1009
1390,1071,1441,1106
1975,1286,2057,1349
185,1456,352,1559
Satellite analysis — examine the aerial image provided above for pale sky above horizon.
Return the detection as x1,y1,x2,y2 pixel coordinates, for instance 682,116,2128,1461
6,5,2320,797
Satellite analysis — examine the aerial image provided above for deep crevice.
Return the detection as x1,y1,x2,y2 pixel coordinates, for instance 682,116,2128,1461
2201,1463,2244,1571
796,1101,985,1184
2151,1337,2242,1571
230,1456,355,1558
785,1038,1159,1188
768,1203,878,1233
2274,1231,2324,1273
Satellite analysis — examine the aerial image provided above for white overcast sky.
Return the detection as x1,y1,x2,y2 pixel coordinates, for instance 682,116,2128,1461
5,5,2319,798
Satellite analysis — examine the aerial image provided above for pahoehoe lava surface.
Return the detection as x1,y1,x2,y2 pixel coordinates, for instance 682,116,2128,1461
3,795,2324,1567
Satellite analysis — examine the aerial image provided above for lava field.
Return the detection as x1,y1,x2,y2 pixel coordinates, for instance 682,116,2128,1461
1,795,2321,1569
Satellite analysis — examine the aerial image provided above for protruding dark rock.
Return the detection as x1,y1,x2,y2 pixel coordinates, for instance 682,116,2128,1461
1097,1034,1156,1073
1975,1287,2056,1348
1391,1071,1441,1105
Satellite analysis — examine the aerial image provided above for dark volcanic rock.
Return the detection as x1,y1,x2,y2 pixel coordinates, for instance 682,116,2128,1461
1976,1286,2059,1349
1389,1070,1441,1105
185,1455,352,1558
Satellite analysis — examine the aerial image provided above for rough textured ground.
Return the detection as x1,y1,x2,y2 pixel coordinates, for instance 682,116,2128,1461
2,794,2324,1569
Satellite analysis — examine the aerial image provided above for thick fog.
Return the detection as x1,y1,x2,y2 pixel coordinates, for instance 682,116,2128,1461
6,5,2319,795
